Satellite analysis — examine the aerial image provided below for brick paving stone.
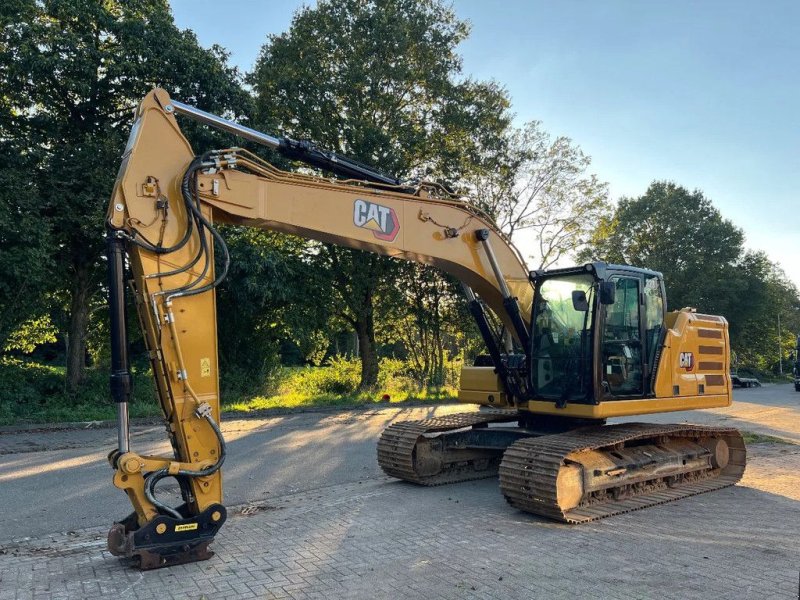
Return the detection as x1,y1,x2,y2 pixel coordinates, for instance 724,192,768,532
2,393,800,599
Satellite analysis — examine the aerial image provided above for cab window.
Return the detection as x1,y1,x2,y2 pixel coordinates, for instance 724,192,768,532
602,277,643,396
530,274,594,402
643,275,665,369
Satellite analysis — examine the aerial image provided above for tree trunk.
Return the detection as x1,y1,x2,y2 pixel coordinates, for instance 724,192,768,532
66,264,91,392
354,309,378,390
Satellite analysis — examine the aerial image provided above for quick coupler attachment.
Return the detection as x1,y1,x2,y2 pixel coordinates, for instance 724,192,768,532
107,503,227,570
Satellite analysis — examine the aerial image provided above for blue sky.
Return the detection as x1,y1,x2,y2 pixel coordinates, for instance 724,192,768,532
171,0,799,285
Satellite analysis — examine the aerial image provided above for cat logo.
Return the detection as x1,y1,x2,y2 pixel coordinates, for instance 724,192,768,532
353,199,400,242
679,352,694,371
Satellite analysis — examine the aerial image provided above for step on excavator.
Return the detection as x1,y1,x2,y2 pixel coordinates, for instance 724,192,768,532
105,89,745,569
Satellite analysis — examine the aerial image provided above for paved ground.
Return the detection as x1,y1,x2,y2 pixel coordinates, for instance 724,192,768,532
1,385,799,599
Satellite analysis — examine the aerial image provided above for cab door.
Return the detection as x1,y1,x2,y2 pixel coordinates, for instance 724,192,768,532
600,276,644,397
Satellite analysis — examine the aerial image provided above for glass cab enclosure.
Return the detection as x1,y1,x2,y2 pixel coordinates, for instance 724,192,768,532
529,263,666,405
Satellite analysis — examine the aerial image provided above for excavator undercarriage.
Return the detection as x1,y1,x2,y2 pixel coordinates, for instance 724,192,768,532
378,413,745,522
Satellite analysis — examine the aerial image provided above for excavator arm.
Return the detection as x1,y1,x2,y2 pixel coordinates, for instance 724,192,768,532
104,89,533,568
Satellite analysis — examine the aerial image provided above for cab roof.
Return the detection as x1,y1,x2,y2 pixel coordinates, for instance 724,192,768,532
529,261,663,282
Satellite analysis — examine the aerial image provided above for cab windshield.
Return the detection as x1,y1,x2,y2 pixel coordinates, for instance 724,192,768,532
530,274,595,403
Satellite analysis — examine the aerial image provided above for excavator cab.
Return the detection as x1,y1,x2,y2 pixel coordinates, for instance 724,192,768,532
529,263,666,406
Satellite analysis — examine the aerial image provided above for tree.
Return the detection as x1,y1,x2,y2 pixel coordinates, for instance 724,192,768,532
377,263,467,386
0,0,250,390
215,228,333,396
468,121,610,269
581,181,800,369
249,0,512,388
581,182,744,313
0,141,53,348
732,251,800,370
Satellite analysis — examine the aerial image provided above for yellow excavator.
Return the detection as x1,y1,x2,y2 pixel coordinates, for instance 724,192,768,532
104,89,745,569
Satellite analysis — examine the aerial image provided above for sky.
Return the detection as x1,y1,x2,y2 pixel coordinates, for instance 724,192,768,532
170,0,800,286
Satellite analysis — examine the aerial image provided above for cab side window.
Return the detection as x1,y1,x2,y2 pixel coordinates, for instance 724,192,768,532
602,277,643,395
643,275,665,369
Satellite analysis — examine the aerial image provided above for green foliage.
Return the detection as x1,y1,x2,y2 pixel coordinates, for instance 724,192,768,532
581,181,744,312
3,315,58,353
0,355,460,425
0,0,251,389
582,181,743,316
0,143,54,348
582,181,800,370
215,228,328,396
277,356,362,397
377,263,471,386
270,356,455,399
226,355,460,413
0,357,158,425
249,0,512,388
731,252,800,371
740,431,795,445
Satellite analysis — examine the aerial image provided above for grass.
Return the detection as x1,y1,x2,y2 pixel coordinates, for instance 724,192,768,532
225,387,457,413
741,431,796,445
225,358,459,413
0,356,460,426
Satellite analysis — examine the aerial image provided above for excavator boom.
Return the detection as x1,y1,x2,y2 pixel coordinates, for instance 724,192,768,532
104,89,533,568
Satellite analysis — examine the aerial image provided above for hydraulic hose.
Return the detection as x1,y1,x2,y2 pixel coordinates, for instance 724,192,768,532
145,171,207,279
154,158,231,302
143,407,227,520
154,169,212,298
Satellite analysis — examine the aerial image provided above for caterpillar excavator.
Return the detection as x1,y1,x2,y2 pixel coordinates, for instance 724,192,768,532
104,89,745,569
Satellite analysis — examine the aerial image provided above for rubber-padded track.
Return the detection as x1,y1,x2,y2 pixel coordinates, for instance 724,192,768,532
498,422,746,523
377,410,519,485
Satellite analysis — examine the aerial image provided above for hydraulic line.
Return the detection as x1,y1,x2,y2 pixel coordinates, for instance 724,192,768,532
152,171,212,299
145,171,205,280
139,154,232,517
120,191,194,255
149,159,230,305
144,406,227,519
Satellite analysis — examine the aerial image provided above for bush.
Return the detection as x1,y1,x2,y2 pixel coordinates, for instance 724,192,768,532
220,353,282,402
0,354,462,424
272,355,462,399
277,355,361,397
0,356,159,425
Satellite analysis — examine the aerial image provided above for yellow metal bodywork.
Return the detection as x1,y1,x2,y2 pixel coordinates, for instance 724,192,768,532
107,89,532,526
458,309,732,419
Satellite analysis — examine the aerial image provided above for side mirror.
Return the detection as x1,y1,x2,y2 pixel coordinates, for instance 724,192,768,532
571,290,589,312
599,281,616,305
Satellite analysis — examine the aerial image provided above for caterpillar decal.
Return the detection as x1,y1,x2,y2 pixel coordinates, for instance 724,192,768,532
679,351,694,371
353,199,400,242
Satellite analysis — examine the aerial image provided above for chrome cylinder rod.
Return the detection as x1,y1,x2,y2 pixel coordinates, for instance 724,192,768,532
475,229,531,350
461,282,477,302
167,100,281,150
117,403,130,454
476,229,512,298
